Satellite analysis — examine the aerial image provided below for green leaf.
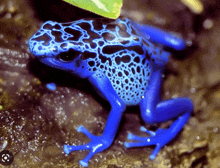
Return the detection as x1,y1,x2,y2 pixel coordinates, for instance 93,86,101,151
63,0,122,19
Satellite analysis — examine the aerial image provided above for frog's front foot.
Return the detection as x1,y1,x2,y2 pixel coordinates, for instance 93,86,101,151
124,126,171,160
63,125,112,167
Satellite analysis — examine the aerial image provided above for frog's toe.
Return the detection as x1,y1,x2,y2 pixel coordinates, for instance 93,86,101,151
124,136,155,148
140,126,156,136
149,144,162,160
63,145,70,154
77,125,96,140
126,132,149,142
63,144,90,154
79,160,88,167
140,126,166,136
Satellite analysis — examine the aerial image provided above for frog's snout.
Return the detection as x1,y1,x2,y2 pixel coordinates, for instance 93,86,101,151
29,31,57,58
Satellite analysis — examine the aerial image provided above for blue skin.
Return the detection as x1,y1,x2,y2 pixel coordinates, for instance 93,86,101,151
29,17,193,167
46,83,56,91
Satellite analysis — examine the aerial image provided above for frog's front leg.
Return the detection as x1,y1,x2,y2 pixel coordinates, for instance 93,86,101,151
64,71,126,167
124,68,193,160
131,21,186,50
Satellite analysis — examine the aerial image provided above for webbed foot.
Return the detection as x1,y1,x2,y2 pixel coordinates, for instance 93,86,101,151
63,125,112,167
124,126,173,160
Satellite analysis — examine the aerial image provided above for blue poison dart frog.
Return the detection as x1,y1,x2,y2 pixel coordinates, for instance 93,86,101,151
29,17,193,167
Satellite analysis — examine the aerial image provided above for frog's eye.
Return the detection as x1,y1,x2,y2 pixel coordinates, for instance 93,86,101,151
58,49,81,62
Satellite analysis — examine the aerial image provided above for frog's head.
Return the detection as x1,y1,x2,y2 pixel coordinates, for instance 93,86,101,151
29,20,101,73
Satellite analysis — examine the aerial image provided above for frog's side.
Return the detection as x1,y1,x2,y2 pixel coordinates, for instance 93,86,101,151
29,17,193,167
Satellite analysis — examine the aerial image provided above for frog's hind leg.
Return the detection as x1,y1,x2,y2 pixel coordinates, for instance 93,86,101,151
124,68,193,160
63,71,126,167
131,21,186,51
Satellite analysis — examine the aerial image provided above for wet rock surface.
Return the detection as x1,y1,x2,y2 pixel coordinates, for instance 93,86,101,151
0,0,220,167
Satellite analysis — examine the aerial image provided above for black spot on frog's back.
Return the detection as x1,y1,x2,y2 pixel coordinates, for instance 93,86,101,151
92,20,104,30
64,28,83,41
102,32,116,41
51,31,63,42
76,22,101,48
43,23,62,30
102,45,144,55
77,22,91,30
117,23,130,38
134,56,140,63
106,24,117,32
115,55,131,65
32,33,52,46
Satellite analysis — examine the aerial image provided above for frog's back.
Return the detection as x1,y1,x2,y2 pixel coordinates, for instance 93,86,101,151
85,18,155,105
29,17,162,106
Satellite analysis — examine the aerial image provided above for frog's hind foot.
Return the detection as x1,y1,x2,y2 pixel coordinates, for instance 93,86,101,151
124,126,169,159
63,125,113,167
124,111,191,160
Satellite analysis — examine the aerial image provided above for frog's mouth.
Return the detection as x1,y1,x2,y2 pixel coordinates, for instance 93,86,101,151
38,56,63,70
38,56,73,72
